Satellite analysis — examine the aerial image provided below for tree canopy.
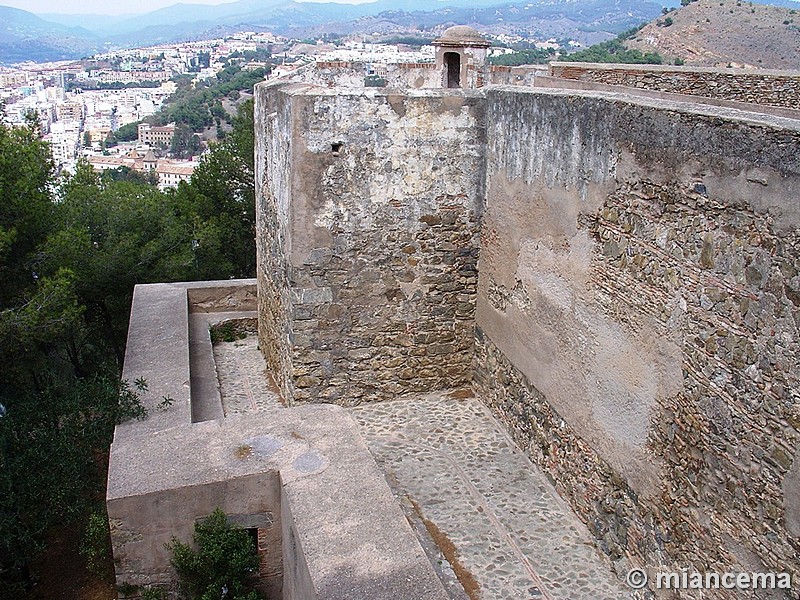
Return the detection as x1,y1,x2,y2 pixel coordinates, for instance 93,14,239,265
561,26,663,64
0,101,257,594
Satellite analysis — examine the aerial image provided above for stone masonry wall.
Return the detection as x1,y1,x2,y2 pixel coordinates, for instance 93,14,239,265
551,62,800,110
257,84,485,405
476,87,800,597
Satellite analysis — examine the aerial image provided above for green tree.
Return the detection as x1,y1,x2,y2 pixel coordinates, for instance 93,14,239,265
0,376,145,594
168,509,262,600
47,162,198,366
0,120,56,306
561,35,663,64
114,120,141,142
171,123,202,158
182,100,256,277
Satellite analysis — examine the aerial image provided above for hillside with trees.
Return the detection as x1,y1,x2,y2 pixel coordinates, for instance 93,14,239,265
561,26,665,64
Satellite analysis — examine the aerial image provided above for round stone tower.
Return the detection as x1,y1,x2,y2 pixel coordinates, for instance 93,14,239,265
432,25,491,89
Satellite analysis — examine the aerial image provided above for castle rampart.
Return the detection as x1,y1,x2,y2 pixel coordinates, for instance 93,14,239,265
551,62,800,110
254,76,800,596
475,86,800,595
256,83,485,405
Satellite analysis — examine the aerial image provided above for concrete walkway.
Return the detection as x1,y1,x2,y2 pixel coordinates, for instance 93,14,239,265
208,322,633,600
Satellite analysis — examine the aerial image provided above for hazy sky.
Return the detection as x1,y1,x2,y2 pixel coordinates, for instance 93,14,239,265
5,0,373,16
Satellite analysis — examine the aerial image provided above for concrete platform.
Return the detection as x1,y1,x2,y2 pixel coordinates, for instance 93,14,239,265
108,281,449,600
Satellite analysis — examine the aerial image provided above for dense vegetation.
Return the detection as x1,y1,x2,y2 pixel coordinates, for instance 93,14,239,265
489,47,555,66
152,64,268,133
561,26,664,64
0,101,256,596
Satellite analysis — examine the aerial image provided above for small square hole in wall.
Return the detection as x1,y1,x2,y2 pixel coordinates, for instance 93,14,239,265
331,142,343,154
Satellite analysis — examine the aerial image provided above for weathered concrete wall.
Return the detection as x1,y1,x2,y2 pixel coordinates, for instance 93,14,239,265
551,62,800,110
108,474,282,595
256,83,485,405
476,87,800,596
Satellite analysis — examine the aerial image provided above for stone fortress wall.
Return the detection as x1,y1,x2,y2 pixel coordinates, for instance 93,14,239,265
256,54,800,597
299,58,800,112
475,87,800,597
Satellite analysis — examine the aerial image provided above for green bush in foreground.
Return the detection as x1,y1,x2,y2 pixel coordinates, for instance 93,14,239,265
168,509,263,600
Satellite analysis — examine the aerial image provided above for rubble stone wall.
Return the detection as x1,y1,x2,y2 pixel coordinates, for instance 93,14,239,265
257,84,485,405
290,62,440,90
476,87,800,596
551,62,800,110
255,81,295,401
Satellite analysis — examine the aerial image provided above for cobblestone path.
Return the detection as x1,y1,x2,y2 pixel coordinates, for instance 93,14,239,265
213,334,284,416
352,394,633,600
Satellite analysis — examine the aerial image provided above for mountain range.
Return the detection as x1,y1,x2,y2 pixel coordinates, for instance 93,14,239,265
1,0,798,64
1,0,671,64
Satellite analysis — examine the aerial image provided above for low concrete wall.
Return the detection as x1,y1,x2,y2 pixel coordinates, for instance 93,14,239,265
476,86,800,597
108,280,448,599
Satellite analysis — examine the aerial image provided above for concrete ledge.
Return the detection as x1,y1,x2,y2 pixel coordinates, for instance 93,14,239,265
108,280,448,599
487,85,800,132
532,74,800,121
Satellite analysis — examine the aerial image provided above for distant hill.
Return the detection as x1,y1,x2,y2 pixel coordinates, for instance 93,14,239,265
625,0,800,68
0,5,99,63
13,0,798,66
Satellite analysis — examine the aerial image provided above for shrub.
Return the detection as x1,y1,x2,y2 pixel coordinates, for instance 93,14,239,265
80,510,111,575
210,321,248,344
167,509,262,600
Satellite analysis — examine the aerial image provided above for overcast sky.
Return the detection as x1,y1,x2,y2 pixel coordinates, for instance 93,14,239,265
5,0,373,16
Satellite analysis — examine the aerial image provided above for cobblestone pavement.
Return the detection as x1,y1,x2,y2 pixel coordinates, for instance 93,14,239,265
213,338,633,600
213,334,284,416
351,394,634,600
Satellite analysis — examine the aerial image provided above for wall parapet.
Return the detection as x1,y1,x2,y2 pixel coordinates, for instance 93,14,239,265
477,85,800,597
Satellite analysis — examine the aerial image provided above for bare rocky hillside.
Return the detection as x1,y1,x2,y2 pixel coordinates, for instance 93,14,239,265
626,0,800,68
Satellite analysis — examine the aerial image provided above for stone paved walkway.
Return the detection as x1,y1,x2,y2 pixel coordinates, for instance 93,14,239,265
211,331,634,600
352,394,633,600
213,334,284,416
